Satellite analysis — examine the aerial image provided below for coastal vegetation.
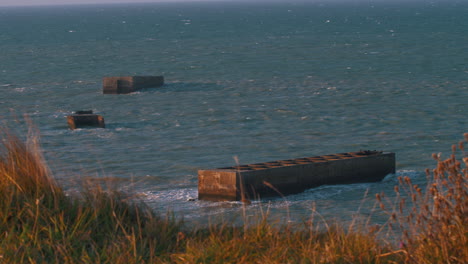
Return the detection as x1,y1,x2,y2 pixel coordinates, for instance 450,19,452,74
0,127,466,263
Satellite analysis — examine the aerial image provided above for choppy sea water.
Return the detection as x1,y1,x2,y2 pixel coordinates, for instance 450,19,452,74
0,1,466,226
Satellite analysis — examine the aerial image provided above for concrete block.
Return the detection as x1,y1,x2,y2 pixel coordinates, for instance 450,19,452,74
67,110,105,129
103,76,164,94
198,151,395,201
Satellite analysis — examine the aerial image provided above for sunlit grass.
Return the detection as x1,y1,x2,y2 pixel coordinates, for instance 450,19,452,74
377,133,468,263
0,128,182,263
0,126,466,263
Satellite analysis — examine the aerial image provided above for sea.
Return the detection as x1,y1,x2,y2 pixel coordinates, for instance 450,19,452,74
0,0,466,227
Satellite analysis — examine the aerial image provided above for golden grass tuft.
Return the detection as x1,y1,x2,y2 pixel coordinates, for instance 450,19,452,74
0,128,182,263
378,135,468,263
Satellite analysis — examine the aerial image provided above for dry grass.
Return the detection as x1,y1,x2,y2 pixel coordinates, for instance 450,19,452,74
170,220,397,264
0,126,466,263
377,133,468,263
0,128,182,263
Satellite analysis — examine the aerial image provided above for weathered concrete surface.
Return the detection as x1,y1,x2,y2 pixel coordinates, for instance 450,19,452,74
198,151,395,201
67,111,105,129
103,76,164,94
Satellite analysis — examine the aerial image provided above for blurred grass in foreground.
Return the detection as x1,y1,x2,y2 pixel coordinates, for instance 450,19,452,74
0,127,466,263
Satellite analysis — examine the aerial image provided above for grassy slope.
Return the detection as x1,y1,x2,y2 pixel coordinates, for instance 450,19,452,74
0,128,466,263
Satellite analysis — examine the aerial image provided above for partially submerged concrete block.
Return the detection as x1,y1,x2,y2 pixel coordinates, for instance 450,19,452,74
67,110,105,129
103,76,164,94
198,151,395,201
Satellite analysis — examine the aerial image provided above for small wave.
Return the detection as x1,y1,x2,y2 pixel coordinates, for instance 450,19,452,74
14,87,27,92
382,172,398,182
303,183,373,200
96,131,115,138
50,111,69,119
72,80,96,85
144,188,198,203
115,127,133,132
395,170,427,183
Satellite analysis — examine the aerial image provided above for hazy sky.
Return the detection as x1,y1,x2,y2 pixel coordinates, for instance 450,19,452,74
0,0,223,7
0,0,437,7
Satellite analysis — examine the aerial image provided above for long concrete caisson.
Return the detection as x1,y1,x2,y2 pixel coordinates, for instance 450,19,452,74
103,76,164,94
198,151,395,201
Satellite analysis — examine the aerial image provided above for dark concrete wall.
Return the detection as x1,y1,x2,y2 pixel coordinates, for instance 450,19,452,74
67,114,105,129
132,76,164,89
198,151,396,201
103,76,164,94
